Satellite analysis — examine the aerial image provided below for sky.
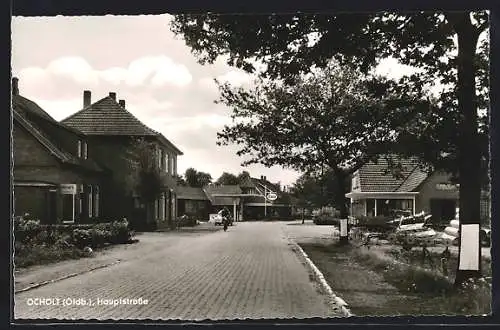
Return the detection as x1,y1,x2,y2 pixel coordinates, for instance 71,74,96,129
11,14,418,188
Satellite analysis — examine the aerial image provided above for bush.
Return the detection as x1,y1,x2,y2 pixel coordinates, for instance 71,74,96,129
313,215,341,226
14,241,84,268
72,228,92,249
14,216,43,244
109,219,132,244
355,215,395,231
177,215,198,227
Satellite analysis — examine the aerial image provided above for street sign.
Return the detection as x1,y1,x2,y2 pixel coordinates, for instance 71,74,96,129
266,192,277,201
60,184,77,195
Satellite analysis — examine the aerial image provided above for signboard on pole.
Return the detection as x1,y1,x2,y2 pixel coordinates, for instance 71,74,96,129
266,192,277,201
340,219,348,237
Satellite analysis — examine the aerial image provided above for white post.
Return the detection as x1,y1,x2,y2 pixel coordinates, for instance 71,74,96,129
233,198,237,222
374,199,378,216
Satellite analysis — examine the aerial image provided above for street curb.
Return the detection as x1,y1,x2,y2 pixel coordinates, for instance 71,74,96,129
15,260,122,294
289,240,353,317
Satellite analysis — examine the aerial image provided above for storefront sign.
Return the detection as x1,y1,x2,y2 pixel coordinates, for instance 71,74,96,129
60,184,77,195
436,183,458,191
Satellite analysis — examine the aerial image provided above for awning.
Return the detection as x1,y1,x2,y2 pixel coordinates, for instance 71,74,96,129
345,191,419,200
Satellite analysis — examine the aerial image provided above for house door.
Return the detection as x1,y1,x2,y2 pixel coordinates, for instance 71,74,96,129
430,199,456,223
46,189,57,224
61,194,75,222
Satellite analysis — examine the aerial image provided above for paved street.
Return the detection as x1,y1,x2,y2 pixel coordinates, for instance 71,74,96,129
15,222,341,320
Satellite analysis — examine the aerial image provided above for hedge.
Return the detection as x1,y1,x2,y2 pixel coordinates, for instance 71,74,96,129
14,217,134,249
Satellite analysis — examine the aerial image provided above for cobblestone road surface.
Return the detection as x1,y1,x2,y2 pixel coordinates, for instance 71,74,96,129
15,222,341,320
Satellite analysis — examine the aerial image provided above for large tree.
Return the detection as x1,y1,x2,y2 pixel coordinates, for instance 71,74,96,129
291,169,345,220
171,11,489,283
214,62,426,227
215,172,239,185
184,167,213,187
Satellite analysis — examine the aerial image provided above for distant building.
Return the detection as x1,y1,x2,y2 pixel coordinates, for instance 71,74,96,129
61,90,183,230
176,176,293,221
346,156,490,223
12,78,105,224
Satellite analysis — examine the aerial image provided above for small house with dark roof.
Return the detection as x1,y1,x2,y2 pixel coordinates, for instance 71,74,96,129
175,175,293,222
176,186,211,220
345,155,460,222
61,90,183,230
12,78,106,224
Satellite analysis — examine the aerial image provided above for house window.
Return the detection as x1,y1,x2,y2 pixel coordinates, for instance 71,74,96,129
169,156,174,175
83,141,88,159
160,193,166,221
171,192,176,219
366,199,375,217
88,185,93,218
158,148,163,170
166,153,171,173
94,185,99,217
77,140,82,157
173,156,177,176
77,185,83,217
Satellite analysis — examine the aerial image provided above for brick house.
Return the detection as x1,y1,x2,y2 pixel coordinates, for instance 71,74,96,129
345,156,490,224
12,78,105,224
61,90,183,230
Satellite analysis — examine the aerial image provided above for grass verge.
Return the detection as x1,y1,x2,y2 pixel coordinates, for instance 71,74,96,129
14,243,87,268
299,242,491,316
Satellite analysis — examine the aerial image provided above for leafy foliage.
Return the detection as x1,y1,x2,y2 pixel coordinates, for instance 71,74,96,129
184,167,213,187
125,138,164,203
215,172,239,185
216,61,428,217
291,169,346,210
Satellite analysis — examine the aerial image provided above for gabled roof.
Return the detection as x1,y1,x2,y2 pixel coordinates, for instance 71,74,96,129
13,109,103,173
396,166,429,192
204,184,242,206
13,95,84,136
358,156,428,193
177,186,209,200
61,95,183,155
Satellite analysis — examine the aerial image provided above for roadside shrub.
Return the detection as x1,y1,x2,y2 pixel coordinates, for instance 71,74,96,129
177,215,199,227
14,242,85,268
313,215,341,226
88,228,110,248
355,215,394,232
109,219,132,244
72,228,92,249
14,216,43,244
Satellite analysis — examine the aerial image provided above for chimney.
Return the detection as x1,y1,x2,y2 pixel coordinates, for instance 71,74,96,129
119,99,126,108
83,90,91,107
109,92,117,101
12,77,19,96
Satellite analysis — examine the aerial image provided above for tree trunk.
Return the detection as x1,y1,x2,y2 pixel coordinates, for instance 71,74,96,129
448,13,482,286
335,171,349,245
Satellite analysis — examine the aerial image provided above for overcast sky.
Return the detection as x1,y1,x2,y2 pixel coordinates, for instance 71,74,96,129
11,14,418,187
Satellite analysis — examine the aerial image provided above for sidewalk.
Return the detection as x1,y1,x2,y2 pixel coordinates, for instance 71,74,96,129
14,232,176,293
